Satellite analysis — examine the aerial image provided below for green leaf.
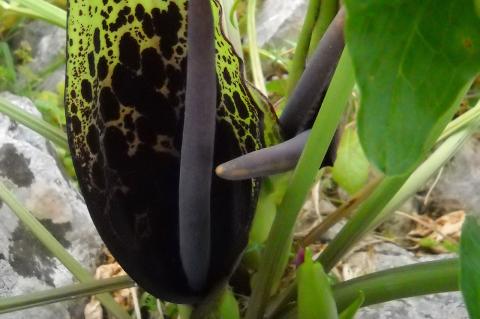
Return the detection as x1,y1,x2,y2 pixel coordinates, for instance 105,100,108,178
216,288,240,319
460,215,480,318
332,126,370,194
338,291,364,319
298,249,338,319
266,78,288,97
139,292,158,312
345,0,480,175
0,96,68,149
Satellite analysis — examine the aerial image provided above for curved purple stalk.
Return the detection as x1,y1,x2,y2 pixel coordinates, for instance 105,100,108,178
280,7,345,138
216,130,310,180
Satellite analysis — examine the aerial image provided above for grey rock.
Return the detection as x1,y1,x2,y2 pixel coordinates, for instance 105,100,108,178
18,21,66,73
0,92,102,318
359,293,467,319
256,0,308,47
433,135,480,215
13,21,66,91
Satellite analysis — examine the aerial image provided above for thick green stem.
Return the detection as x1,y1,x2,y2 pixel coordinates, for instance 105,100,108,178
307,0,338,57
370,125,476,229
286,0,322,97
245,49,355,319
0,276,135,314
0,97,68,149
333,259,459,311
247,0,267,94
273,259,459,318
0,182,130,319
439,103,480,142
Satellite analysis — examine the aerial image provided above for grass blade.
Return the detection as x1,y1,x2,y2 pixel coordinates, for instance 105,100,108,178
0,96,68,149
0,181,130,319
0,276,135,314
247,0,266,94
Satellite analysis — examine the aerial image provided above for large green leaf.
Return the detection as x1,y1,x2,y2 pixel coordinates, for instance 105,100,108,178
460,215,480,318
345,0,480,175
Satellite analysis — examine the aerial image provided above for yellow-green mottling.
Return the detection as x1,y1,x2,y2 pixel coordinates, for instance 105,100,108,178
65,0,281,303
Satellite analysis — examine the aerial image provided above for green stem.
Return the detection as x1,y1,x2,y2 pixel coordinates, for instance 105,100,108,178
370,124,476,229
0,2,47,22
439,103,480,142
0,97,68,149
333,259,459,311
15,0,66,28
307,0,338,57
0,182,130,319
286,0,322,97
274,259,459,318
274,258,458,317
245,49,355,319
0,276,135,314
0,42,16,84
247,0,267,94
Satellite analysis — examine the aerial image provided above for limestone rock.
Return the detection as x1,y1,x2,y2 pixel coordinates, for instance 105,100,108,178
0,92,102,319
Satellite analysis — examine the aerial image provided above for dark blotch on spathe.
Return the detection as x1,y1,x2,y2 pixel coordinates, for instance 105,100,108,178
152,3,182,59
141,48,165,88
233,91,249,119
99,87,120,122
88,51,96,77
103,126,130,171
223,94,235,114
97,56,108,81
135,4,145,20
86,125,100,154
81,79,93,102
93,28,101,53
142,14,154,38
222,67,231,85
70,116,82,134
119,32,140,70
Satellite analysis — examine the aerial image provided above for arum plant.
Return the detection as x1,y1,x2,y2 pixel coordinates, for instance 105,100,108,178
1,0,480,319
